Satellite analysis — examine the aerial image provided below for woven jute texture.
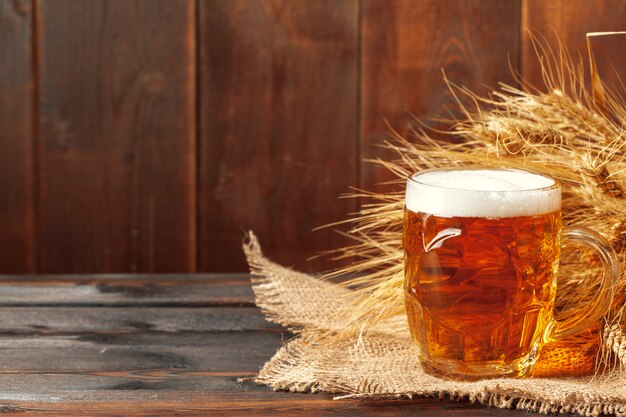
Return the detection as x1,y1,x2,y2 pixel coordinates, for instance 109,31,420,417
243,232,626,416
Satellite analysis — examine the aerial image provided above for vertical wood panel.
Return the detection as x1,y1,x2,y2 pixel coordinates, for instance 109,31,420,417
36,0,196,273
361,0,521,190
522,0,626,88
0,0,35,272
199,0,359,272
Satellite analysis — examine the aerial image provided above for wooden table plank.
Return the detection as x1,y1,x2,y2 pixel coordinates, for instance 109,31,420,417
0,274,254,306
0,397,530,417
0,307,277,332
0,331,284,372
0,273,252,283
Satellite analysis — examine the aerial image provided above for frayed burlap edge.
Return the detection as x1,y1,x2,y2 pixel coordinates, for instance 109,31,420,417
243,231,626,417
244,232,352,333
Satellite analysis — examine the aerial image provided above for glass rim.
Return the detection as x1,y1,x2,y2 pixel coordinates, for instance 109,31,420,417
407,167,561,194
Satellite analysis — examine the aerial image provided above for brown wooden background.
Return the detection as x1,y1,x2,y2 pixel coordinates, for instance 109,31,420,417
0,0,625,273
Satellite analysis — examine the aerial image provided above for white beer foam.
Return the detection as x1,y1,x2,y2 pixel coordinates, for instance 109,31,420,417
405,169,561,218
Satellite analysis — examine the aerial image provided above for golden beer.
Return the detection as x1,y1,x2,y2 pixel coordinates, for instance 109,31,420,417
403,168,618,379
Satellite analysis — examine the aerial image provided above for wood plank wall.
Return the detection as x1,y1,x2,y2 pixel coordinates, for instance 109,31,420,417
0,0,625,273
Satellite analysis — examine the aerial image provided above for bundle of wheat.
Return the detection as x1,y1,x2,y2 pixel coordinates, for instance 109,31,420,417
319,32,626,374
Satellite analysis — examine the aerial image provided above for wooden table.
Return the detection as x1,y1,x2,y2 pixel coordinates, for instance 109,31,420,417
0,274,535,416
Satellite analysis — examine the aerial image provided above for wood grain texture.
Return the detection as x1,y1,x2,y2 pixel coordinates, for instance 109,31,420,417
3,1,625,274
0,0,35,272
360,0,521,191
36,0,196,273
0,273,531,416
198,0,359,272
0,397,530,417
0,274,255,306
0,332,284,371
0,307,279,332
522,0,626,88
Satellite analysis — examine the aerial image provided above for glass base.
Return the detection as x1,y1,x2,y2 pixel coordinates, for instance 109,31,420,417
419,344,541,380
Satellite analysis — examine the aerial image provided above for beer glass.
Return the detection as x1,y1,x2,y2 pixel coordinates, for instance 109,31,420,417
403,167,619,379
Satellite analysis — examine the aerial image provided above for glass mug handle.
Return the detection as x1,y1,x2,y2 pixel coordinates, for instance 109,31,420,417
547,226,620,341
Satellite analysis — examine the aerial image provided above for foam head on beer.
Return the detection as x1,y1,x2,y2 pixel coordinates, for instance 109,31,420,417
405,168,561,218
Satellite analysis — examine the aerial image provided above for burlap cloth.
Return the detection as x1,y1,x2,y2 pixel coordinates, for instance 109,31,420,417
243,232,626,416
